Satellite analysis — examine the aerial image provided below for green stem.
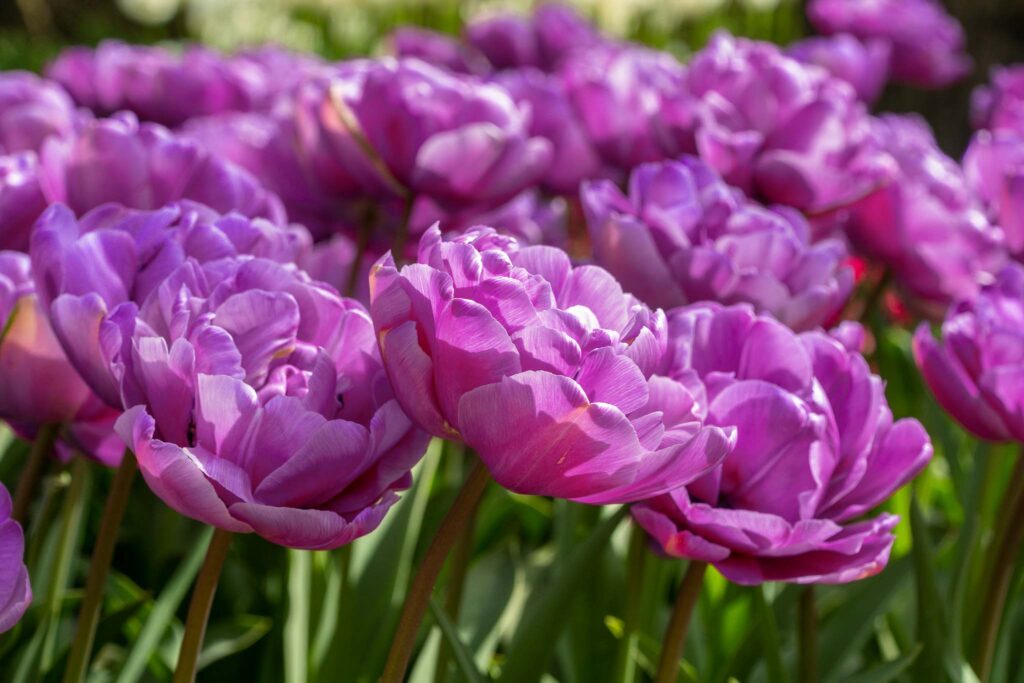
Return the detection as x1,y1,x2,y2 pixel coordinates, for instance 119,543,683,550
973,449,1024,682
345,214,373,298
285,549,311,683
380,459,491,683
798,587,818,683
614,525,647,683
655,560,707,683
63,451,137,683
174,528,233,683
12,423,59,525
432,498,479,683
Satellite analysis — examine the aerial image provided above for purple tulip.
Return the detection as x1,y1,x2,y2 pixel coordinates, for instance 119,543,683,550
914,263,1024,443
0,484,30,632
684,32,887,216
368,225,735,503
0,251,122,465
808,0,971,88
494,68,603,194
560,45,695,172
111,251,430,549
30,201,310,409
634,305,932,584
972,65,1024,132
0,72,79,155
465,4,604,73
38,112,285,224
342,59,551,207
844,115,1006,306
583,158,854,331
788,34,892,103
0,154,48,252
963,129,1024,258
390,27,488,75
46,41,322,128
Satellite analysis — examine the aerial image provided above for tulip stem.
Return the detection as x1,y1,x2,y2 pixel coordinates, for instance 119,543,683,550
655,560,707,683
614,524,647,683
380,458,491,683
973,449,1024,682
391,199,414,267
432,495,479,683
174,528,233,683
12,423,60,525
345,212,373,298
63,451,137,683
798,586,818,683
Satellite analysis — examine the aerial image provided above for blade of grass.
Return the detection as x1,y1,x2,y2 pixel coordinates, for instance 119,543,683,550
115,526,213,683
428,597,484,683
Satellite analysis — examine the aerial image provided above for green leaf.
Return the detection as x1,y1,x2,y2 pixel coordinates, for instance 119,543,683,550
499,507,627,682
284,549,311,683
321,438,443,682
910,492,951,682
115,526,213,683
196,615,272,670
841,646,921,683
752,586,787,683
819,557,911,682
429,597,484,683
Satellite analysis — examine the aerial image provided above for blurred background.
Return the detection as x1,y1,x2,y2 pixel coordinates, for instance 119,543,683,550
1,0,1021,153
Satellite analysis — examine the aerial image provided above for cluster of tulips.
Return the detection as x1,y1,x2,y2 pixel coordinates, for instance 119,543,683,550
0,0,1023,681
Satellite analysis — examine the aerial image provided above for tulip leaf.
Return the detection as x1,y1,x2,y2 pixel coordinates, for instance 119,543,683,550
195,614,272,670
819,556,911,682
909,492,951,682
752,585,787,683
500,506,627,682
115,526,213,683
840,645,921,683
429,596,485,683
321,438,443,682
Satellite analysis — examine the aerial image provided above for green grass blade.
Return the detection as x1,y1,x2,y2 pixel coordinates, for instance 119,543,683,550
114,526,213,683
500,507,627,683
429,597,484,683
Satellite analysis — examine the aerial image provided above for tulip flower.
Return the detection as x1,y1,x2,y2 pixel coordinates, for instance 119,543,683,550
30,201,310,409
972,65,1024,132
634,305,932,584
560,45,694,172
583,158,854,331
0,484,30,633
808,0,971,88
0,251,122,464
47,41,323,128
913,263,1024,443
843,115,1006,306
963,129,1024,258
0,72,79,155
369,225,735,504
38,112,285,224
114,253,429,548
787,34,892,103
494,68,603,194
0,154,48,252
390,27,488,75
465,4,605,73
683,32,887,217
